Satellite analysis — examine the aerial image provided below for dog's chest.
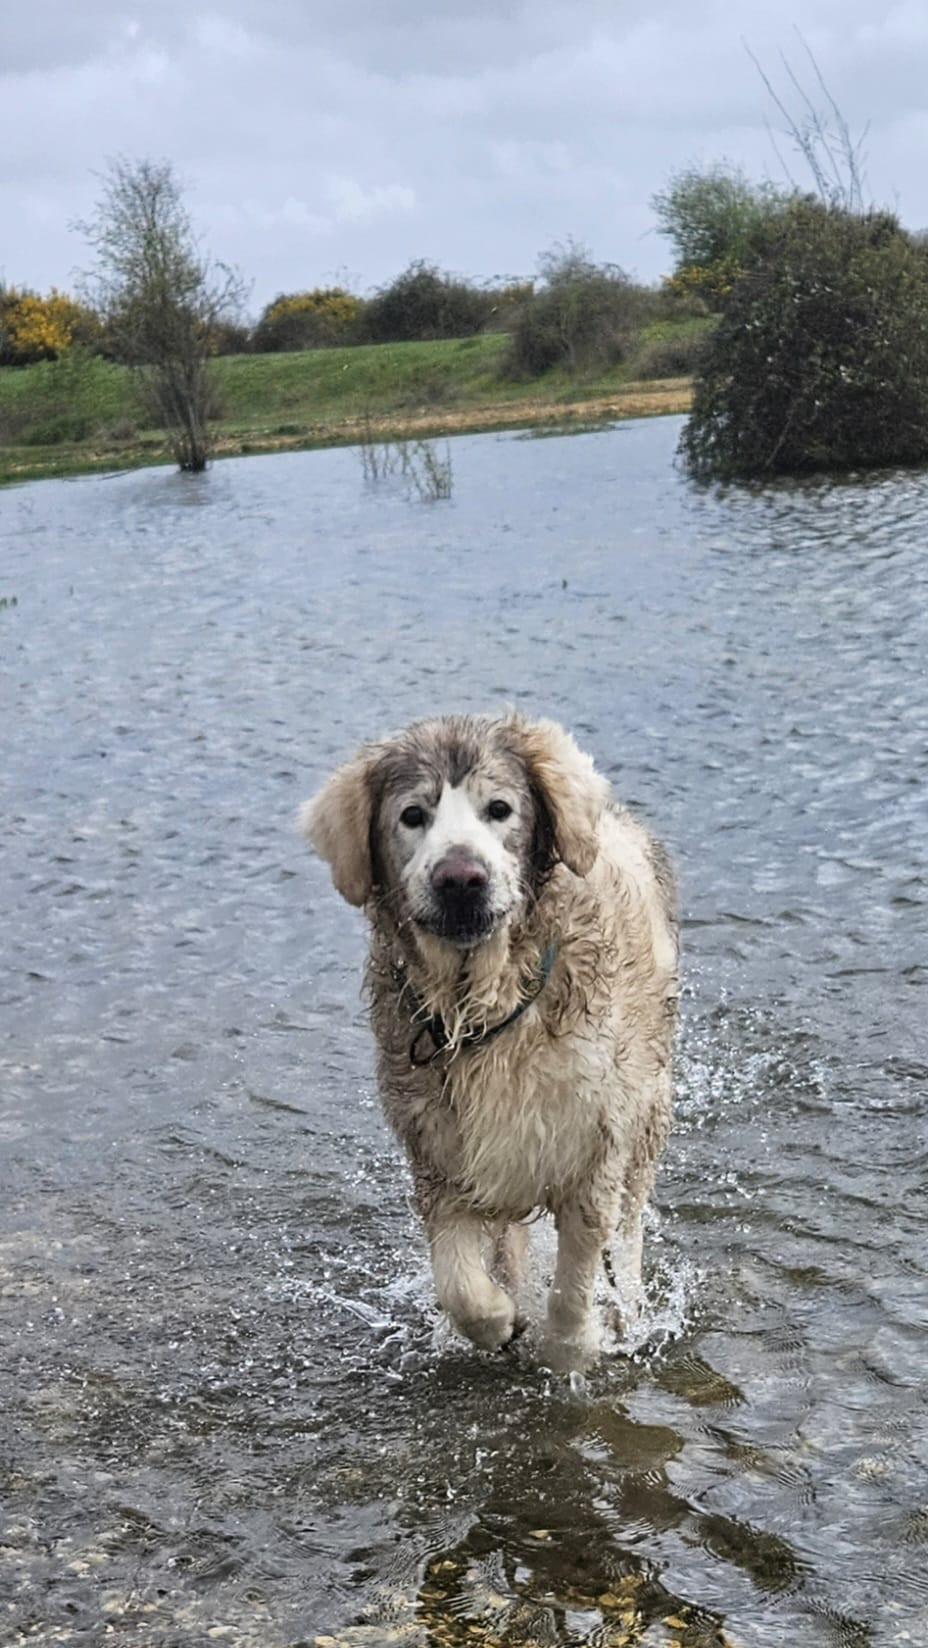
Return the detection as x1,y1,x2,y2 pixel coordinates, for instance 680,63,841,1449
447,1026,613,1214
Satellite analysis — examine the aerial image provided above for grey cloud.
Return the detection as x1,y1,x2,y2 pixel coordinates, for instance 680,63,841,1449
3,1,927,307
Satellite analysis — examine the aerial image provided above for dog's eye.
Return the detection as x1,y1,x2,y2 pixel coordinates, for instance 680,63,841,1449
400,804,426,829
487,799,512,822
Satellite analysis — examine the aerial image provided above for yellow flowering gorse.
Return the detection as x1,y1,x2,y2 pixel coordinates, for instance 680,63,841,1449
0,287,101,363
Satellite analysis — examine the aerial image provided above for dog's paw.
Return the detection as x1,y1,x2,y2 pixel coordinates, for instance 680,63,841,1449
453,1287,518,1353
540,1315,601,1374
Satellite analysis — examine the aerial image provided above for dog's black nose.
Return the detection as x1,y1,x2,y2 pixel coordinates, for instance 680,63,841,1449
431,852,489,895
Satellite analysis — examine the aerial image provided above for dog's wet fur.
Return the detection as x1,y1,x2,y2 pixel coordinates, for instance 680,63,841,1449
303,712,678,1369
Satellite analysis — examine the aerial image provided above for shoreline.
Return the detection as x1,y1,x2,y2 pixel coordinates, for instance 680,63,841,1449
0,377,692,488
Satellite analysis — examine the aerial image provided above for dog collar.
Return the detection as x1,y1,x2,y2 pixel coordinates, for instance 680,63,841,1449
404,941,558,1068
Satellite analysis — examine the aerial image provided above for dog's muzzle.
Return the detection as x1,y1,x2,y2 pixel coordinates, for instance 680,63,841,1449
426,850,494,943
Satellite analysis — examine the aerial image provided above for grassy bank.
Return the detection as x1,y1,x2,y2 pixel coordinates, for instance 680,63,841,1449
0,326,701,487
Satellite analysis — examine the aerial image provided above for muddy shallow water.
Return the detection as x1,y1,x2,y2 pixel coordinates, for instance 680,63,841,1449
1,420,926,1647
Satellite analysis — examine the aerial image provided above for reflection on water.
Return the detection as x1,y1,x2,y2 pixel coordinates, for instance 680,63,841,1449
1,423,926,1647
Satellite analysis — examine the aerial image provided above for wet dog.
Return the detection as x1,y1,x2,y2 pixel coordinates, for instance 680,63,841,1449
302,713,678,1369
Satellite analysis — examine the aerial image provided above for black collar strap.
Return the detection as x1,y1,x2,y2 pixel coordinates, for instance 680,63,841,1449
406,942,558,1068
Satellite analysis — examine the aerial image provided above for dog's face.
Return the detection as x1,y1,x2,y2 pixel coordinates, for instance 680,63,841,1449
303,714,609,951
373,736,536,946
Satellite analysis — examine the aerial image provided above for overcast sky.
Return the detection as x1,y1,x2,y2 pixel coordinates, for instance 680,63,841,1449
4,1,928,313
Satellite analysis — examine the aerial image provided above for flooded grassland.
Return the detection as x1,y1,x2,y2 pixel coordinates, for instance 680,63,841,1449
1,420,926,1646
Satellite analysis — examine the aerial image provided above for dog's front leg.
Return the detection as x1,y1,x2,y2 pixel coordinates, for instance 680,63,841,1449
428,1208,518,1352
544,1197,617,1372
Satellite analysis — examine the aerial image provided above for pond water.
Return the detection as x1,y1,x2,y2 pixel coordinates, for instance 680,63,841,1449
1,419,926,1648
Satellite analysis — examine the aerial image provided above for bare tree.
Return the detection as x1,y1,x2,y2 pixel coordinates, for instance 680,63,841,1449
76,158,247,472
744,31,869,212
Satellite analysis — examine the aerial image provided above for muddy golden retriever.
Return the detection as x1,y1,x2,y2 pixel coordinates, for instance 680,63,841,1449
302,713,677,1369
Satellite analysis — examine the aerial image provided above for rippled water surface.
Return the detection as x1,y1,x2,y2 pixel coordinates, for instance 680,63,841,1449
2,420,926,1647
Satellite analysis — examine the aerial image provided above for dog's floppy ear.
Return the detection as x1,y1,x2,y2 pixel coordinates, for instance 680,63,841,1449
506,716,609,877
301,751,375,907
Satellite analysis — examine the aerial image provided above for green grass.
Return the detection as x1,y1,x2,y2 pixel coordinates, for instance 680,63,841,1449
0,353,141,445
638,316,714,344
213,334,513,427
210,331,692,430
0,328,700,486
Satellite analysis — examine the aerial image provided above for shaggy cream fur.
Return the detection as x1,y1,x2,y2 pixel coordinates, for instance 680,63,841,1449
303,712,678,1370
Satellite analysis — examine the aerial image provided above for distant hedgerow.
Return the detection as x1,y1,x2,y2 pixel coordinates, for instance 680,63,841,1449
682,199,928,481
363,261,490,343
252,288,361,351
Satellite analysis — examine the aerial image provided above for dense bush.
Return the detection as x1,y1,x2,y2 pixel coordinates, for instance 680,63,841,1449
503,245,654,378
252,288,361,351
0,286,102,365
682,200,928,481
481,279,535,332
660,257,744,307
363,261,490,343
207,319,253,356
653,165,787,275
652,165,789,311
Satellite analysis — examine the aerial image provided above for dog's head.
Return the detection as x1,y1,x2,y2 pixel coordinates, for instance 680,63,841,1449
302,713,609,950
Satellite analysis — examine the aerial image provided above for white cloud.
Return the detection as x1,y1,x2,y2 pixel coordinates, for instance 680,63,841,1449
192,14,257,56
325,177,417,225
489,140,572,182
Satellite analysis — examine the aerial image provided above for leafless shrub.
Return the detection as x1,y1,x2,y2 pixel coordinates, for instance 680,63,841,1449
358,415,453,501
75,158,247,472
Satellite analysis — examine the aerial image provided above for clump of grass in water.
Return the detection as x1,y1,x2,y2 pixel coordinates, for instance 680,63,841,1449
408,437,452,501
359,412,453,502
358,414,404,483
